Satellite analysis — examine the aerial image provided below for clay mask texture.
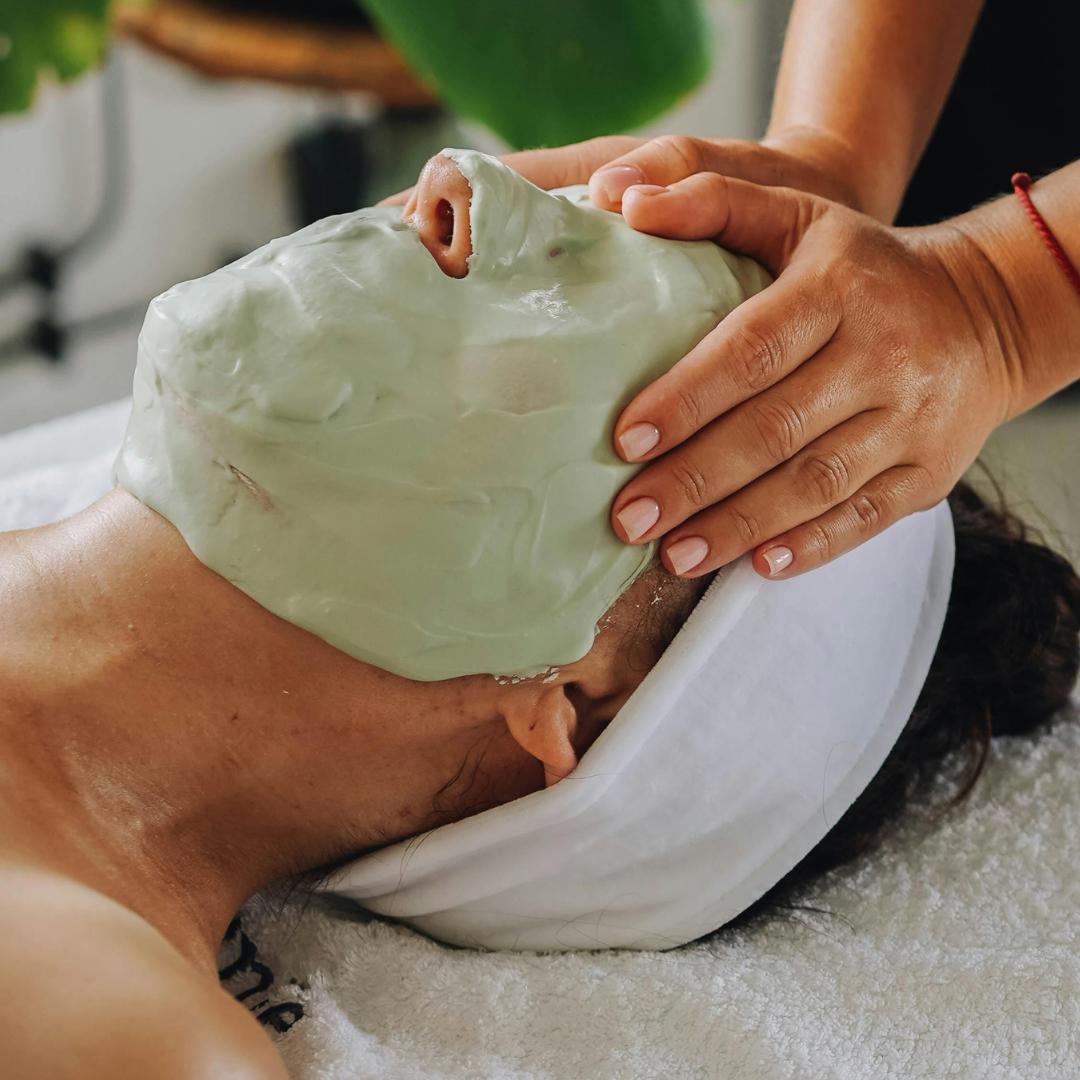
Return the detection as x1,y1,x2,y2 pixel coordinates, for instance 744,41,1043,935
115,150,770,681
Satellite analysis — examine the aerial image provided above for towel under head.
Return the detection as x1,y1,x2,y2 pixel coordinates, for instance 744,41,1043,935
323,500,955,950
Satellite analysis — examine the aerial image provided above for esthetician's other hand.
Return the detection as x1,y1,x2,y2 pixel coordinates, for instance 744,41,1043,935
381,129,868,215
607,176,1021,580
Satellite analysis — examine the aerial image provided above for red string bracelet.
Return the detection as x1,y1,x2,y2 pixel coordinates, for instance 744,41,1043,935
1011,172,1080,300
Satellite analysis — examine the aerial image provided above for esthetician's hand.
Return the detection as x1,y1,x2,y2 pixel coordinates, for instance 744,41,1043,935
607,176,1017,580
381,129,868,214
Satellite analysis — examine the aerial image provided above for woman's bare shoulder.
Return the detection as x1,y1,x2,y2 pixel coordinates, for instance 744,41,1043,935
0,864,287,1080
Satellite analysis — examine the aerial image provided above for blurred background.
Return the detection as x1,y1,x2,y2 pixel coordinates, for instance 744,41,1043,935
0,0,787,432
0,0,1075,553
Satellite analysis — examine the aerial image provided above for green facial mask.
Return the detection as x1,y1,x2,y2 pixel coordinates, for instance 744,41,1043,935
115,149,770,681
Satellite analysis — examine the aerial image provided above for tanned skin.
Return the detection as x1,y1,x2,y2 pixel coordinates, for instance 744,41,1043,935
0,489,695,1078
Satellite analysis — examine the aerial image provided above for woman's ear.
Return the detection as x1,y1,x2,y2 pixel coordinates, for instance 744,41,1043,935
499,685,579,788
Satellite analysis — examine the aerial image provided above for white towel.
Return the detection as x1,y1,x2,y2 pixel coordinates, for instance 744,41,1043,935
2,403,1077,1080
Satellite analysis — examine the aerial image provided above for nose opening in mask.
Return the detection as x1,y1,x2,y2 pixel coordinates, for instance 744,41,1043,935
404,154,474,279
434,199,455,246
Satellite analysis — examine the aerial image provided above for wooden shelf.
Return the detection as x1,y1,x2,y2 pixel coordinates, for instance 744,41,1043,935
113,0,437,106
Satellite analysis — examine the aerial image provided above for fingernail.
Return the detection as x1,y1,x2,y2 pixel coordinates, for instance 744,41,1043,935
622,184,667,199
616,497,661,542
593,164,644,204
667,536,709,575
617,422,660,461
763,545,794,576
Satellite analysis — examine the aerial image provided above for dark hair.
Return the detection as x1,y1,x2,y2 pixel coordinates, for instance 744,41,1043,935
725,479,1080,932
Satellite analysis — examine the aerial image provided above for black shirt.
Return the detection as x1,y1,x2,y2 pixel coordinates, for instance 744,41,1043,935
897,1,1078,226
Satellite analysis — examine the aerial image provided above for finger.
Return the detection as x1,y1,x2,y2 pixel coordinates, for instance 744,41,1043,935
498,135,643,190
654,411,896,577
588,134,719,209
588,134,794,210
379,188,415,208
612,351,874,543
587,134,852,211
614,267,842,464
750,466,940,580
377,135,644,207
621,172,821,273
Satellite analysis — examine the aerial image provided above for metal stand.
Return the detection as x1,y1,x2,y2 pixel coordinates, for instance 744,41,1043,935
0,50,129,365
0,48,454,369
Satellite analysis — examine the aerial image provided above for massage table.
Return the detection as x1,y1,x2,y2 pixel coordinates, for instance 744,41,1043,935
2,400,1077,1079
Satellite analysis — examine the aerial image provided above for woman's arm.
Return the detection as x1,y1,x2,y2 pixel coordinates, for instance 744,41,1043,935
498,0,984,220
768,0,985,221
385,1,985,217
947,160,1080,418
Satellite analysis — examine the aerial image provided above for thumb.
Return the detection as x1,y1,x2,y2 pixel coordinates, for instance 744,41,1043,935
378,135,644,207
495,134,644,192
621,172,822,276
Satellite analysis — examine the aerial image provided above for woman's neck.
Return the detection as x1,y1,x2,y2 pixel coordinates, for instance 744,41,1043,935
0,490,538,972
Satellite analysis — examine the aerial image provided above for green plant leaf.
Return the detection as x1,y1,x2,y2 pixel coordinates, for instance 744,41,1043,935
0,1,111,114
359,0,710,149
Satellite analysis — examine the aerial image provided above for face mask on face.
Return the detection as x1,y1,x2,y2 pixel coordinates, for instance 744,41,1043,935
115,149,770,681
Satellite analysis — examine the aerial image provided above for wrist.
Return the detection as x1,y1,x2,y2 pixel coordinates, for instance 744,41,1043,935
942,181,1080,419
924,218,1025,425
761,124,886,220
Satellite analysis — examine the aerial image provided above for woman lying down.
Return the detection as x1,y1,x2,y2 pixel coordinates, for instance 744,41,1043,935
2,151,1078,1078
